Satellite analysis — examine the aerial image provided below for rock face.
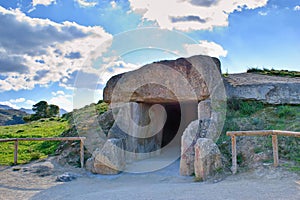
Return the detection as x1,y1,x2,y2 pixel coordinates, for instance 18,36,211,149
103,56,221,104
108,102,163,162
180,120,200,176
224,73,300,104
98,109,115,136
194,138,222,181
87,138,125,174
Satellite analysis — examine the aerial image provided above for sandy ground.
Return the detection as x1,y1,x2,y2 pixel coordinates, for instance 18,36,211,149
0,159,299,200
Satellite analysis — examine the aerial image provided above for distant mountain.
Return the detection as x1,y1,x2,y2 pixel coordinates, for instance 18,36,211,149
0,108,28,126
0,104,68,125
60,108,68,116
19,108,34,114
0,104,13,110
19,107,67,115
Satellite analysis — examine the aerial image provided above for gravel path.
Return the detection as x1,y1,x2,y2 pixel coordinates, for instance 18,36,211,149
1,159,299,200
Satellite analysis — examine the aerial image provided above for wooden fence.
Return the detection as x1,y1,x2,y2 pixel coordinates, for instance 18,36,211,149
226,130,300,174
0,137,86,168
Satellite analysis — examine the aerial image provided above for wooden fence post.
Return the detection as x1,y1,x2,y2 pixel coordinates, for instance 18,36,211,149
231,135,237,174
272,134,279,167
14,140,18,165
80,139,84,168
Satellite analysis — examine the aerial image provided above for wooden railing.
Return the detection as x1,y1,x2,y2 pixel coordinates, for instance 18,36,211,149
226,130,300,174
0,137,86,168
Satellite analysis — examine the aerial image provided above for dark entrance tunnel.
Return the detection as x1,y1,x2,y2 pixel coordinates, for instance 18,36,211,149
161,103,181,147
160,102,198,148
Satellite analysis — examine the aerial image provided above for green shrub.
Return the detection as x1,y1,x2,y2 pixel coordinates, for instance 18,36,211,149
277,105,297,118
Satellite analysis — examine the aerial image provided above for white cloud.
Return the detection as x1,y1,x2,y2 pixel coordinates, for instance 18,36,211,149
258,11,268,16
49,94,73,112
0,98,36,109
128,0,268,31
32,0,56,7
9,98,26,103
0,6,112,92
25,100,36,106
76,0,98,8
0,101,20,109
184,40,227,58
52,90,65,96
111,1,117,9
294,5,300,11
99,60,140,85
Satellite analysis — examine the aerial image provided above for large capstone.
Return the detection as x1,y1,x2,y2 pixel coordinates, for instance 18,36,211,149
103,56,221,104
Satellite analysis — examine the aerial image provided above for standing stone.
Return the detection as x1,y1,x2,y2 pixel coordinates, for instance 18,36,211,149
97,109,115,136
180,119,212,176
90,138,125,174
198,99,211,119
180,120,199,176
194,138,222,181
108,102,164,163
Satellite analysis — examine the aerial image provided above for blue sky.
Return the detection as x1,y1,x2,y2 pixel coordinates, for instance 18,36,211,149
0,0,299,111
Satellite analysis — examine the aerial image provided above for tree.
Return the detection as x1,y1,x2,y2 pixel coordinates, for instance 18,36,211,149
32,101,48,118
48,104,59,117
28,101,60,121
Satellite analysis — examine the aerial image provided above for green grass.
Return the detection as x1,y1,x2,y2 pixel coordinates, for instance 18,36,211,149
247,67,300,77
218,100,300,168
0,118,69,165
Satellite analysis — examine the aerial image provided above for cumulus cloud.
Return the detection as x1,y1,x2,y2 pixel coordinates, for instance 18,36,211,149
76,0,98,8
0,101,20,109
0,98,32,109
99,60,140,85
111,1,117,9
294,5,300,11
49,93,73,112
10,98,26,103
52,90,65,96
258,11,268,16
25,99,36,106
186,0,219,7
32,0,56,7
128,0,268,31
0,6,112,92
184,40,227,58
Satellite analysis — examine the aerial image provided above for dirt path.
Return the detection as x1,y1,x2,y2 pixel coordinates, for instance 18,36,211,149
1,159,299,200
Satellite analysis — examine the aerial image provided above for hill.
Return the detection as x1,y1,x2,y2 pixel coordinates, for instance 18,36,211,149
0,108,28,126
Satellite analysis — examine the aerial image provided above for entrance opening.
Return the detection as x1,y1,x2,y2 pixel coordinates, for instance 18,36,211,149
160,102,198,148
161,103,181,147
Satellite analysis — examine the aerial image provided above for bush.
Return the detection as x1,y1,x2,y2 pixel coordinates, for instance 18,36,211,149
277,105,297,118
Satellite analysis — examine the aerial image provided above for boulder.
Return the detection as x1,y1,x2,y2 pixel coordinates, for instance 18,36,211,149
56,172,79,182
194,138,222,181
103,55,221,104
98,109,115,136
88,138,125,174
